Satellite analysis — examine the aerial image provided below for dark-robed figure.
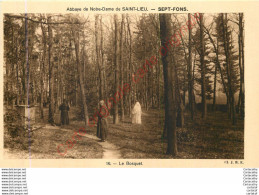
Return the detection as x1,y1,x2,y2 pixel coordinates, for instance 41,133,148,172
97,100,109,142
59,99,70,125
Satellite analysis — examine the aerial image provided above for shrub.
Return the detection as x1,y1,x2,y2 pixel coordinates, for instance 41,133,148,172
4,108,33,150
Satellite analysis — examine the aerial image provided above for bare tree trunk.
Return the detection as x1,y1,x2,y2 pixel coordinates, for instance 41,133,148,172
25,16,33,106
72,26,89,126
213,64,217,111
175,58,184,128
188,13,194,120
200,13,207,119
203,26,229,105
157,48,161,109
237,24,242,114
239,13,244,117
123,20,129,114
56,30,62,111
221,13,236,125
95,15,104,100
144,42,148,110
56,31,63,110
192,51,197,107
126,15,132,116
183,76,186,107
120,14,125,121
40,22,46,119
47,16,55,124
159,14,177,156
100,16,107,102
15,38,20,105
11,27,18,106
113,14,119,124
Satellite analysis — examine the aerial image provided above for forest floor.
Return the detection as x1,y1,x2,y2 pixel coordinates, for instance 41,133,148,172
4,108,103,159
85,109,244,159
4,107,244,159
4,124,103,159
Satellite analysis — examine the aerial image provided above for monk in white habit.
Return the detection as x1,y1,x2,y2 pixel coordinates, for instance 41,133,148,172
132,101,142,124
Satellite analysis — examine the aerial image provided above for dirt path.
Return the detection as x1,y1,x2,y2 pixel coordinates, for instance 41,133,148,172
58,127,121,159
79,134,121,159
4,124,121,159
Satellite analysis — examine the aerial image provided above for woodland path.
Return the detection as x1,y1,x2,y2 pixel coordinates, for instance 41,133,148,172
79,133,121,159
59,127,121,159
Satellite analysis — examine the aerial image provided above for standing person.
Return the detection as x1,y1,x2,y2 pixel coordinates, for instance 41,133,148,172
97,100,109,142
59,99,70,125
132,101,142,124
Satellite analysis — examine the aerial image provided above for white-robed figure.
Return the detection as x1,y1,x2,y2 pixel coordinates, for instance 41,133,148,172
132,101,142,124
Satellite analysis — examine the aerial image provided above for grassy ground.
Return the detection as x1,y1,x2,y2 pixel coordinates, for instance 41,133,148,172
4,107,103,159
111,110,243,159
4,126,102,159
4,106,244,159
178,110,244,159
75,108,244,159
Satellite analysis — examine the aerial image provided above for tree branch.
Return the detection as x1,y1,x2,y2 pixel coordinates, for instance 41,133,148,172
5,14,87,25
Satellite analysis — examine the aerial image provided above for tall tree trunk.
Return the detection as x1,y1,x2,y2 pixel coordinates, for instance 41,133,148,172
237,24,242,114
126,15,132,116
159,14,177,156
213,64,217,111
188,13,194,120
183,76,186,107
200,13,207,119
221,13,236,125
113,14,119,124
204,26,229,104
156,15,161,110
15,38,20,105
239,13,244,117
47,16,55,124
144,42,148,110
157,49,161,110
100,16,107,102
192,51,197,106
95,15,104,100
40,22,46,119
25,17,32,106
56,31,62,111
72,26,89,126
11,27,17,106
120,14,125,121
123,20,129,114
24,15,29,106
175,57,184,128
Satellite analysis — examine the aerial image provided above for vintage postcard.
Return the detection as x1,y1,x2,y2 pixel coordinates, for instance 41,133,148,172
0,0,259,167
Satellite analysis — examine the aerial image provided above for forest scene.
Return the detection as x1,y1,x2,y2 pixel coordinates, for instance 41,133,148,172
3,13,244,159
